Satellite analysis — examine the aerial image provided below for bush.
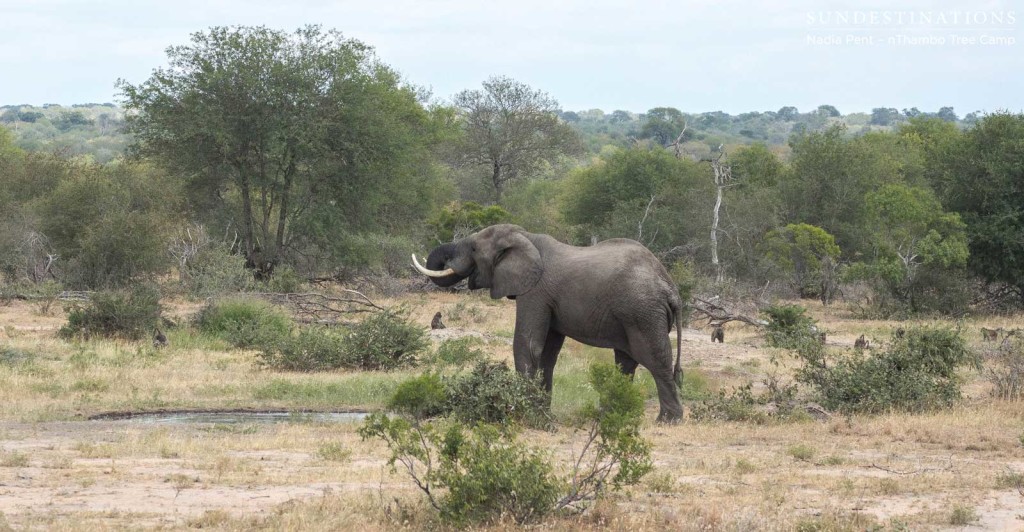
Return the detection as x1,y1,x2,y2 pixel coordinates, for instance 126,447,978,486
389,373,448,420
436,424,562,525
359,362,653,525
445,361,550,427
986,336,1024,400
194,297,292,349
341,309,428,371
59,285,162,340
429,337,486,367
181,244,252,297
794,326,972,414
763,304,821,349
691,376,803,424
257,326,345,371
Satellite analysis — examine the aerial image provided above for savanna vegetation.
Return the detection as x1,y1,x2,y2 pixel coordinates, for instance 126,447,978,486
1,24,1023,530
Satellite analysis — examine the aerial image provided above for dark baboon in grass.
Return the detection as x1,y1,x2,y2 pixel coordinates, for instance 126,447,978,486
153,328,168,348
431,312,446,330
711,325,724,343
854,334,868,349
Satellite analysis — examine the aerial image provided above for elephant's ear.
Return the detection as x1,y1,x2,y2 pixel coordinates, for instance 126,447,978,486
491,232,543,299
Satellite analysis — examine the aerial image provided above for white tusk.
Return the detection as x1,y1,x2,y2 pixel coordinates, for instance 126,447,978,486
411,254,456,278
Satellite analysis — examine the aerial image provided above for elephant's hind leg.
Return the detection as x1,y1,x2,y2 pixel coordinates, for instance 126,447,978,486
626,327,684,422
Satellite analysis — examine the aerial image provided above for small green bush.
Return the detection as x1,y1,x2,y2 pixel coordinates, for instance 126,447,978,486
360,362,652,525
389,373,447,420
986,336,1024,400
436,424,562,525
341,309,428,371
257,326,345,371
181,245,252,297
763,304,820,349
194,297,292,349
429,337,486,367
262,264,304,294
59,285,162,341
795,326,972,414
445,361,550,427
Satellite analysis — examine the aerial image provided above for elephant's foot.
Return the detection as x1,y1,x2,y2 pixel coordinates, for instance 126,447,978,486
656,409,684,424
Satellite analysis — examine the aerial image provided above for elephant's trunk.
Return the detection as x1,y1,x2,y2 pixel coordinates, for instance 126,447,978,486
416,242,467,287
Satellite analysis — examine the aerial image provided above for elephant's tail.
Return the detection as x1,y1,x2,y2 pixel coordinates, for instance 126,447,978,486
672,301,683,387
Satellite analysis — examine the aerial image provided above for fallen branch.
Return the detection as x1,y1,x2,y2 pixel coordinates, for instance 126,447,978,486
251,290,385,324
690,296,767,327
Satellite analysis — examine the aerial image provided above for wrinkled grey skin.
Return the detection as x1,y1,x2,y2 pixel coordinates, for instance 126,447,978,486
422,224,684,422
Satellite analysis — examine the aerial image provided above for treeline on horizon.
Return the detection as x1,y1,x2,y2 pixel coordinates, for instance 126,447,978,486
1,25,1022,317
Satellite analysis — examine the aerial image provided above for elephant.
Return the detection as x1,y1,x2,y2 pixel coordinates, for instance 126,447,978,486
412,224,684,422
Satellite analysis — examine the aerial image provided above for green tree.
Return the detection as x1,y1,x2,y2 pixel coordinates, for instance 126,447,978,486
939,112,1024,299
639,107,689,146
852,184,969,313
562,147,711,251
120,25,449,277
759,223,841,302
450,76,581,202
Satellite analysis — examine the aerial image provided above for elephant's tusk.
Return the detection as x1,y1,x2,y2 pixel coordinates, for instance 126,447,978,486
411,254,456,278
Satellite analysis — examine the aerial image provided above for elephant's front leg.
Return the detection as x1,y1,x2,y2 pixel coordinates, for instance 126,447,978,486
511,301,553,385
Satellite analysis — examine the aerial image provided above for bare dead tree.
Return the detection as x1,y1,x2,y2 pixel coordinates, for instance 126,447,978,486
708,147,735,283
168,224,214,283
666,121,688,159
637,195,657,243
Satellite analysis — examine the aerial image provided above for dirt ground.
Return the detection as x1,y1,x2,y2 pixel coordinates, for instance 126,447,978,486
0,296,1023,530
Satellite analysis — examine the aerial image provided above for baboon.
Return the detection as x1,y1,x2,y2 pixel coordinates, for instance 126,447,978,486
854,334,868,349
818,332,827,345
711,325,724,343
981,327,1003,342
153,328,168,348
430,312,446,330
894,327,906,339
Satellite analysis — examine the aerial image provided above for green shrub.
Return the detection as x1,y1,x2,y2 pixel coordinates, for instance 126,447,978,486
341,309,428,371
436,424,562,525
257,326,345,371
194,297,292,349
763,304,820,349
430,337,486,367
181,245,252,297
388,373,448,420
262,264,304,294
986,336,1024,400
794,326,972,414
359,362,652,525
445,361,550,427
59,285,162,340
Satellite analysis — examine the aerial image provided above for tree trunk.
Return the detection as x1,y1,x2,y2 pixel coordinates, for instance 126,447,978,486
711,184,724,283
492,162,504,203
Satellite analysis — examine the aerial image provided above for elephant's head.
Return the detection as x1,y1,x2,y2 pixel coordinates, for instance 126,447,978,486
412,224,543,299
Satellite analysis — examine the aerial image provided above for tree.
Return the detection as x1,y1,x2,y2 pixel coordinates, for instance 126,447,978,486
940,112,1024,298
451,76,581,202
816,105,840,118
936,106,958,122
870,107,901,126
759,223,841,303
120,25,448,278
776,106,799,121
853,184,968,313
639,107,689,146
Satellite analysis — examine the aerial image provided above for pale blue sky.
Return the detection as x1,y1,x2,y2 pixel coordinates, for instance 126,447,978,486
0,0,1020,114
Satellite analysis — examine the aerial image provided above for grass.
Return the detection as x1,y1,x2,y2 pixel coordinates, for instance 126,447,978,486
0,295,1022,529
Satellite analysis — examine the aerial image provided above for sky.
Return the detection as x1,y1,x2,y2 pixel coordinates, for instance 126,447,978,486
0,0,1020,115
